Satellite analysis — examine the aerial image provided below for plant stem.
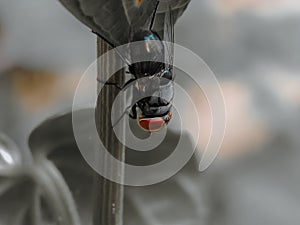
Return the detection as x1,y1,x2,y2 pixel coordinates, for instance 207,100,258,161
93,37,125,225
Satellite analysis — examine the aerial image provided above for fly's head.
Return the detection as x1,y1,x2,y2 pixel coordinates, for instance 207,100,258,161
138,111,172,132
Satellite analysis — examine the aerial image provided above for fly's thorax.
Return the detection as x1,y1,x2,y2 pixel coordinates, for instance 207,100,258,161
129,29,165,77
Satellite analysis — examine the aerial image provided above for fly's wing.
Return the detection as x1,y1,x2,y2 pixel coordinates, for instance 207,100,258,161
122,0,159,31
163,4,174,70
59,0,159,47
152,0,190,72
153,0,191,35
59,0,129,46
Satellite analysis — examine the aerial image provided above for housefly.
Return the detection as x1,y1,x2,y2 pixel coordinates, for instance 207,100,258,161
59,0,180,132
124,3,175,132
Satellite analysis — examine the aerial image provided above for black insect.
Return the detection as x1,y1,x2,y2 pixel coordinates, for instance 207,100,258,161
59,0,179,132
96,2,175,132
123,3,175,132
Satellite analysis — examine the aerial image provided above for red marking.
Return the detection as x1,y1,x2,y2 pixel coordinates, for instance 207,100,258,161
169,112,173,120
138,117,165,132
137,0,142,5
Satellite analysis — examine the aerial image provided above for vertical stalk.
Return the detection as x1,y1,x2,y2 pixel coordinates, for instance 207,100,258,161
93,37,125,225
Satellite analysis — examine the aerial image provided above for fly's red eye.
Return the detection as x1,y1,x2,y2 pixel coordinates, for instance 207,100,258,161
138,118,165,132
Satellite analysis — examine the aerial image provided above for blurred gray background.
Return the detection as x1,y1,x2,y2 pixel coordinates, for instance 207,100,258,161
0,0,300,224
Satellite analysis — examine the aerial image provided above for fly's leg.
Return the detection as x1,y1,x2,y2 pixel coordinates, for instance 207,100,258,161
112,104,137,128
97,78,123,90
149,1,159,30
122,78,138,89
129,104,137,119
97,77,137,90
97,71,138,128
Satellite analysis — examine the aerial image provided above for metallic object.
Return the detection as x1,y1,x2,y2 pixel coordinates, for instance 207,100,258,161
28,108,206,225
0,133,21,169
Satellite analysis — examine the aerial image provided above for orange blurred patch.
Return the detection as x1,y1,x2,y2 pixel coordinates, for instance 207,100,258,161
218,82,268,157
10,67,60,111
186,81,269,158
